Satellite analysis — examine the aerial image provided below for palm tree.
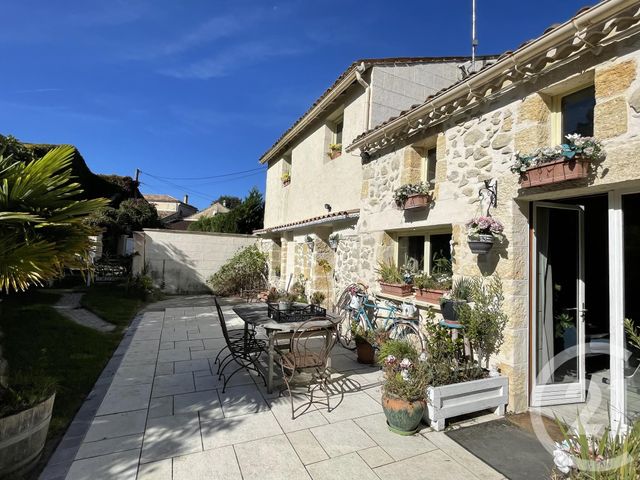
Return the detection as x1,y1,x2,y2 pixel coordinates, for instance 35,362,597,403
0,145,109,293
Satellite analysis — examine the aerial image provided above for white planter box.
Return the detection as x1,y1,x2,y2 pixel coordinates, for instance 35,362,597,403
425,376,508,431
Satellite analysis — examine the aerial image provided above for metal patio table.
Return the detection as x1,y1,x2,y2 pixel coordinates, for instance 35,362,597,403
232,303,337,393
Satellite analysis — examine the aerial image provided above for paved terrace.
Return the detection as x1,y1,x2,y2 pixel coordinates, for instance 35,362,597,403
42,296,506,480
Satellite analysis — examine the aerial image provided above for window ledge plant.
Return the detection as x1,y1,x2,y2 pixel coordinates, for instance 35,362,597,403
328,143,342,159
281,172,291,185
511,134,605,188
393,182,431,210
376,260,412,296
465,216,504,255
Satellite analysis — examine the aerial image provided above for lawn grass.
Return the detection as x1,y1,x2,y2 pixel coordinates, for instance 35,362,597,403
80,283,147,327
0,291,120,439
0,286,146,477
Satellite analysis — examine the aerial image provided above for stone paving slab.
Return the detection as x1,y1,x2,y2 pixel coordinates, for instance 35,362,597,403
43,296,506,480
54,293,116,333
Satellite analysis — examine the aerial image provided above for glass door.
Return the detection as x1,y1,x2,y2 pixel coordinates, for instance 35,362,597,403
532,202,586,406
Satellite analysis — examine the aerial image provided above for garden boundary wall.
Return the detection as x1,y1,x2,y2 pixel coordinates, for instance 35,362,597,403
132,229,257,293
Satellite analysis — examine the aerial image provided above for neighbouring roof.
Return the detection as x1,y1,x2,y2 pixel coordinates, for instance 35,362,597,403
144,194,180,203
156,210,178,220
255,209,360,234
347,0,639,154
186,202,230,220
259,56,498,165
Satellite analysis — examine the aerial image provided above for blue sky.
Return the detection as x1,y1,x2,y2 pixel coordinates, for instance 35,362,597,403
1,0,590,209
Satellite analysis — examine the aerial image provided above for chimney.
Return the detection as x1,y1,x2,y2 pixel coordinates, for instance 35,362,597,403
183,194,189,204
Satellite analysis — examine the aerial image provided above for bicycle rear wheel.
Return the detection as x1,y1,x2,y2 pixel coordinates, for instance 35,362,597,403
387,322,424,353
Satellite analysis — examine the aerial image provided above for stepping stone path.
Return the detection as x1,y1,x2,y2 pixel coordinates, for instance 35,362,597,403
54,292,116,333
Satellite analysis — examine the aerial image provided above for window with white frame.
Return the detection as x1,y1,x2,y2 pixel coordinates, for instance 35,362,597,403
281,152,292,185
396,229,452,274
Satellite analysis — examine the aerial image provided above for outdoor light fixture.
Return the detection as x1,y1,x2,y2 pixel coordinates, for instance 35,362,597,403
324,204,332,212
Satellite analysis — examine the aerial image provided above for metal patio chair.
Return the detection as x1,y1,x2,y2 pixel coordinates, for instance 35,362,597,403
214,297,266,392
212,300,258,369
277,318,338,419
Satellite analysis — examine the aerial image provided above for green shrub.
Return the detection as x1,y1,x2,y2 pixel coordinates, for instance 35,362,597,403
207,244,267,296
0,373,56,418
376,260,404,284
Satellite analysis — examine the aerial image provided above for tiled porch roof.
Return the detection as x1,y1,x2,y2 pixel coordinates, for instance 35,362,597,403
255,209,360,234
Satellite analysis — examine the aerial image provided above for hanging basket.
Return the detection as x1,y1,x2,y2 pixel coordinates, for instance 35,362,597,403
467,234,494,254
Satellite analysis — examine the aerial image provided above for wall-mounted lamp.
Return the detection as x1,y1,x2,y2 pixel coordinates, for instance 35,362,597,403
324,204,332,213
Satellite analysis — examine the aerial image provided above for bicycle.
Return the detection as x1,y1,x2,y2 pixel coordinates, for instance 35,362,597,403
335,283,425,352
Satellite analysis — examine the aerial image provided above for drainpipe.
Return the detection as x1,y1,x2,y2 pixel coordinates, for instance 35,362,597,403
355,62,372,131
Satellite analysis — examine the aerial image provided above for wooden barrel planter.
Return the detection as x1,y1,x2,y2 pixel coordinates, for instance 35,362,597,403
0,393,55,476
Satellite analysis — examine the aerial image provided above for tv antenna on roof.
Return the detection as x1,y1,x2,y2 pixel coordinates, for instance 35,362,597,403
472,0,478,72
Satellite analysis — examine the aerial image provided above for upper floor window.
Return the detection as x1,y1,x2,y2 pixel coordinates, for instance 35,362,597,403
327,112,344,160
334,118,343,145
425,147,437,187
281,153,292,186
552,85,595,144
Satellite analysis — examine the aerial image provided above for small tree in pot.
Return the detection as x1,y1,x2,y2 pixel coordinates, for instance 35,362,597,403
455,276,508,369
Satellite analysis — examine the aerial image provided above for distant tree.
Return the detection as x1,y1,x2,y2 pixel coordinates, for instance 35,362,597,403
85,198,161,254
189,187,264,234
213,195,241,210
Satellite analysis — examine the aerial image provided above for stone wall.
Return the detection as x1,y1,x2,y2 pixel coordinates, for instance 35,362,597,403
349,39,640,413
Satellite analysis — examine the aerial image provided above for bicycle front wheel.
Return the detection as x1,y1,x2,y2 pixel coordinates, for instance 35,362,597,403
387,322,424,353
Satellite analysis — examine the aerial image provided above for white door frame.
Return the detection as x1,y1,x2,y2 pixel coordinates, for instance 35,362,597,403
531,201,586,407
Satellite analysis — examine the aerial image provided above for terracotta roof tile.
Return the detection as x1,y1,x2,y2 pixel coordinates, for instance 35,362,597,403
259,56,498,164
258,209,360,233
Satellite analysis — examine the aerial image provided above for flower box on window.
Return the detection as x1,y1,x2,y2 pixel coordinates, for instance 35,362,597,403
414,287,446,304
380,282,413,297
519,157,589,188
394,183,432,210
511,134,604,188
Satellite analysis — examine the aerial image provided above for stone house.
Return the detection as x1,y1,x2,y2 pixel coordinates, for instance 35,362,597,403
143,193,198,228
339,0,640,430
258,56,495,297
261,0,640,432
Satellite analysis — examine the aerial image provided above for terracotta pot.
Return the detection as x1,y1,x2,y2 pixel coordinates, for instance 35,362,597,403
355,339,375,364
382,393,426,435
402,194,431,210
282,179,291,186
414,288,446,304
379,282,413,296
329,151,342,160
519,157,589,188
467,234,494,254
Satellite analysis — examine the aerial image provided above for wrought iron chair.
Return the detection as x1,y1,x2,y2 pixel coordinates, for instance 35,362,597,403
214,297,266,392
212,300,258,369
277,318,338,419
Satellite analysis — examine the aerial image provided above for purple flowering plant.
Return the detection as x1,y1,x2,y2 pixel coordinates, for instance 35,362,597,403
466,216,504,239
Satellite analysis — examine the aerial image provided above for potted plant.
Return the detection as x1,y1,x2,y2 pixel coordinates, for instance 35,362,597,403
328,233,339,250
378,339,429,435
510,134,605,188
281,171,291,186
440,276,475,323
465,216,504,254
352,325,378,364
393,182,431,210
413,274,452,304
376,260,412,296
327,143,342,159
310,291,326,306
413,255,452,304
278,292,296,311
421,282,510,431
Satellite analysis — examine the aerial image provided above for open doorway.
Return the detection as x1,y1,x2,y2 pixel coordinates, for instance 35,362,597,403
531,195,610,411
